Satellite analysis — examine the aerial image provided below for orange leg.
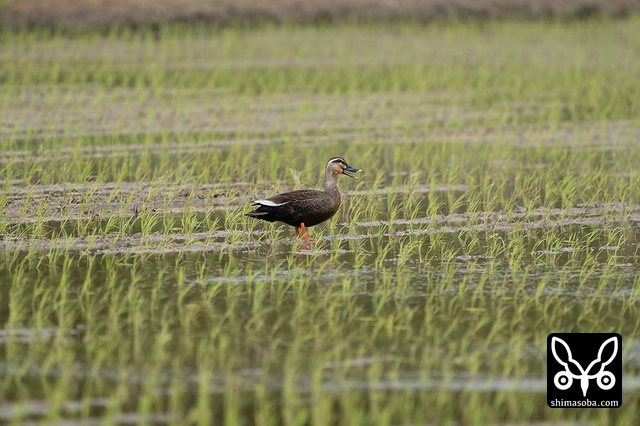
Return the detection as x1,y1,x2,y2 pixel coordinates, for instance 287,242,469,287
295,227,300,237
299,222,316,242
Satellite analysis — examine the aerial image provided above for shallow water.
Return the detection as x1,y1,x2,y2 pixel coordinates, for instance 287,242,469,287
2,216,640,423
2,20,640,425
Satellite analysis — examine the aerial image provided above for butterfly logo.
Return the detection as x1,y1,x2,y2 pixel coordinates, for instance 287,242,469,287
551,336,618,397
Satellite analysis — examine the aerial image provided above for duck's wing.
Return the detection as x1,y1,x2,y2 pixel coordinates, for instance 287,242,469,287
248,190,326,224
254,190,322,206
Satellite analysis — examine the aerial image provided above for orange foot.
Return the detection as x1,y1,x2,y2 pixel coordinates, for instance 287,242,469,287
295,222,316,242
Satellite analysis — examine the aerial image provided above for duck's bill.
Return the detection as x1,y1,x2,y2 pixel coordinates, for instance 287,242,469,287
343,166,363,180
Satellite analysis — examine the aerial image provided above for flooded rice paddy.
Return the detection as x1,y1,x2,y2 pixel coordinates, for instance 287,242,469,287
1,19,640,425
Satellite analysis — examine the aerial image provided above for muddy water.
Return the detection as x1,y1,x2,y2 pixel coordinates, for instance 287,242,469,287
2,85,640,423
2,196,640,424
2,153,640,424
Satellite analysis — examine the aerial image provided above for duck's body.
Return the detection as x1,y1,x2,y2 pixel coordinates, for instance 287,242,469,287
246,157,362,241
249,189,340,228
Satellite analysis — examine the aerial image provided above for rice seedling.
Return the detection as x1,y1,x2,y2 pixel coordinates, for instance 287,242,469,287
1,15,640,425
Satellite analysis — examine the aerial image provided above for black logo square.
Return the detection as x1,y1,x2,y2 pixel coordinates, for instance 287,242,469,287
547,333,622,408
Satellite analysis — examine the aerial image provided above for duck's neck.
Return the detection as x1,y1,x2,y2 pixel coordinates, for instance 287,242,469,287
324,169,340,195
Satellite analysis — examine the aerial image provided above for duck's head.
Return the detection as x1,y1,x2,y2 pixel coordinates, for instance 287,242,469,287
327,157,363,180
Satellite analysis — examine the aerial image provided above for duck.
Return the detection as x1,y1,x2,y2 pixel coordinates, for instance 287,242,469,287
246,157,362,241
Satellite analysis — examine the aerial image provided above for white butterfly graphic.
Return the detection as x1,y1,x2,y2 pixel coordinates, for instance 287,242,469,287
551,336,618,397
